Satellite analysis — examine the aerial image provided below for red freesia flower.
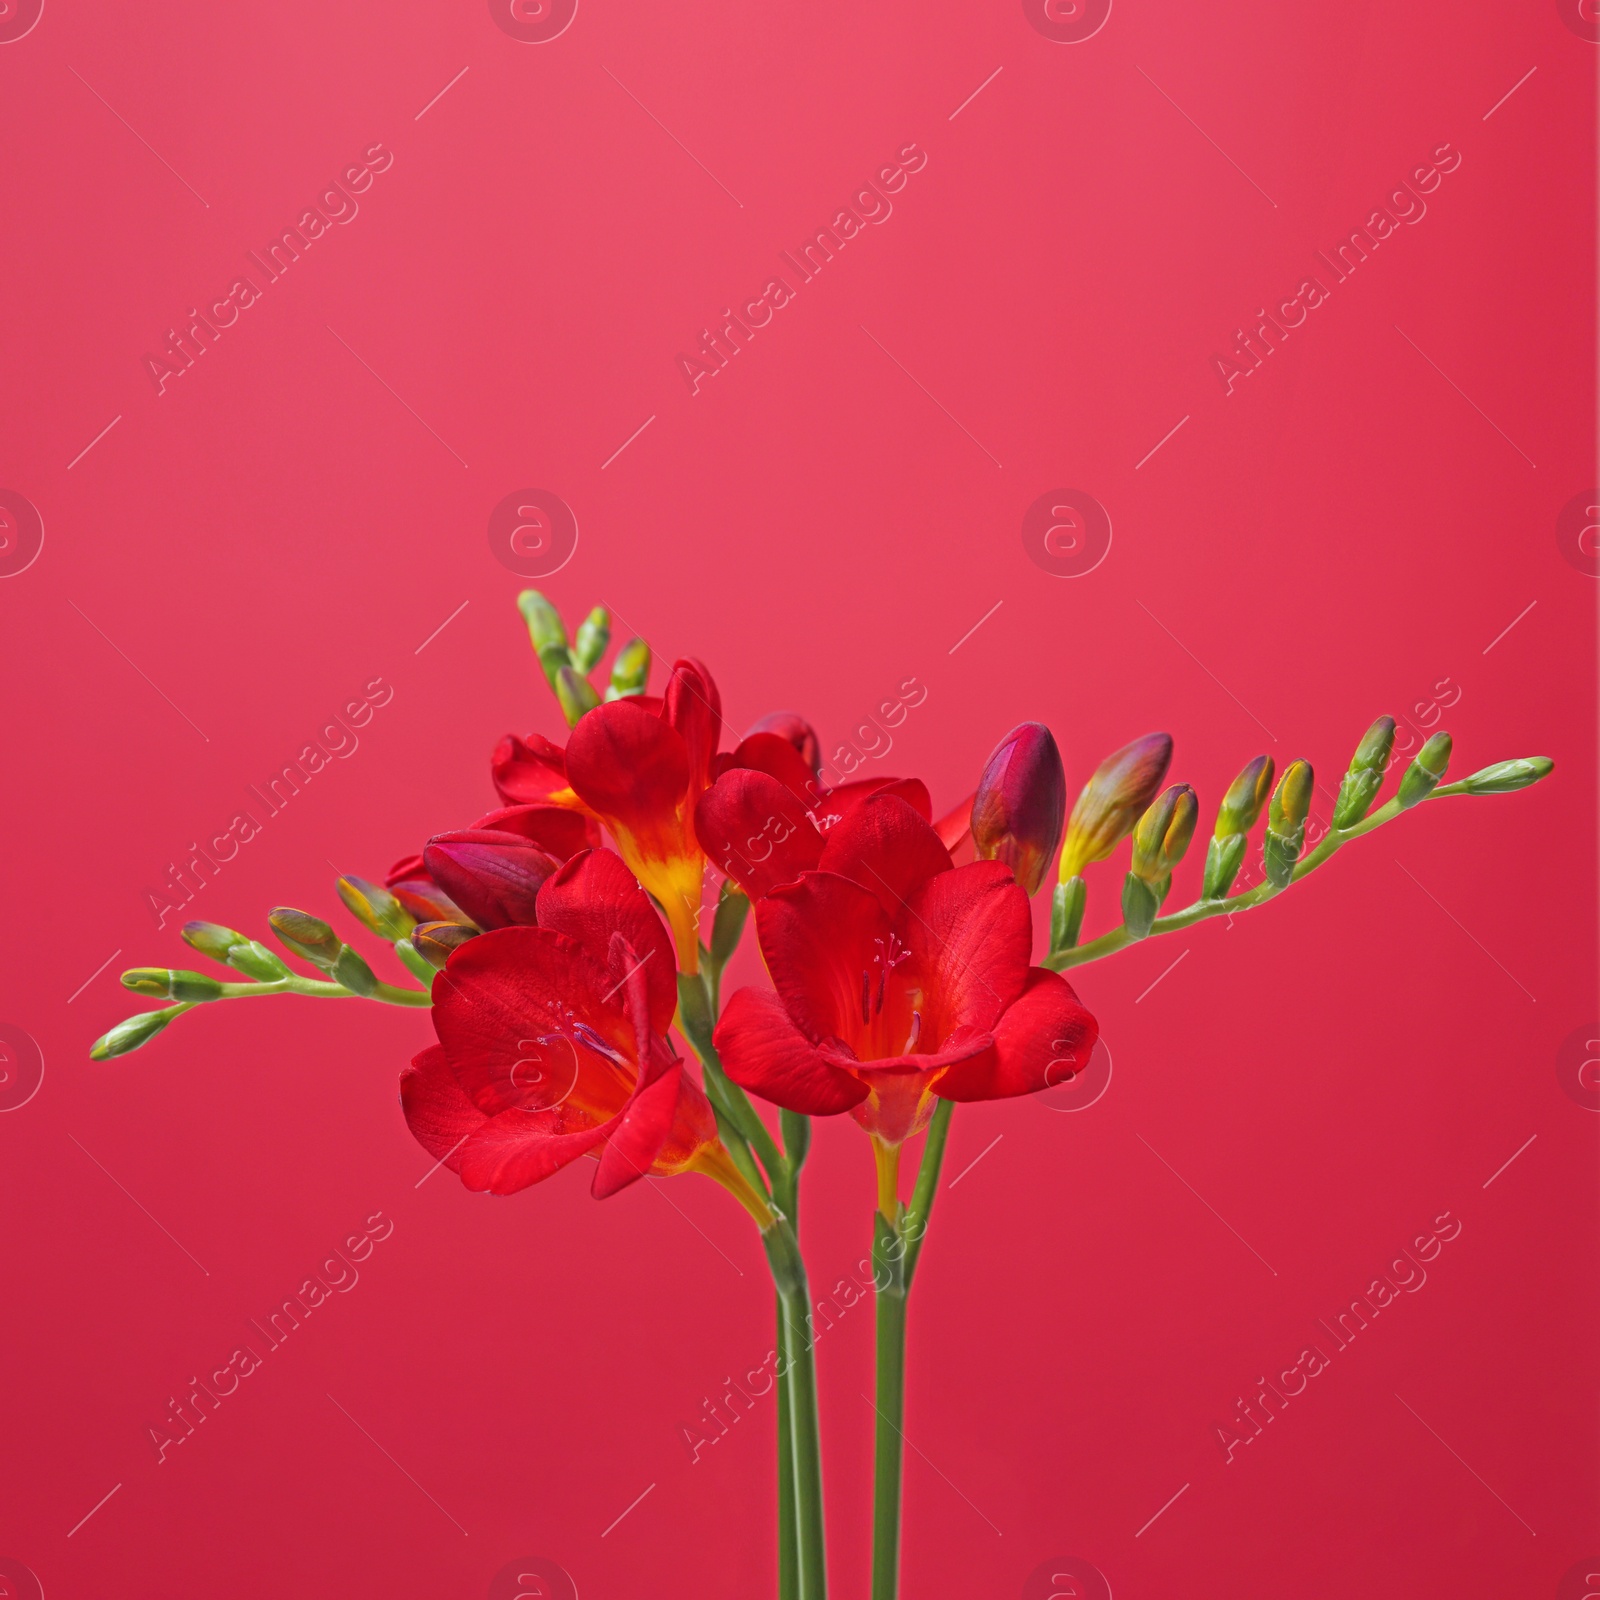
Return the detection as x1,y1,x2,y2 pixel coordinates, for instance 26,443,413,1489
401,847,766,1216
491,660,722,970
713,793,1097,1146
695,731,934,902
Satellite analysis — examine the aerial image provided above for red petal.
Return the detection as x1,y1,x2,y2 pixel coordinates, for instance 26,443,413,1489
695,769,824,900
933,968,1098,1102
724,732,822,806
934,791,975,851
400,1045,485,1169
565,699,691,850
715,987,868,1115
592,1060,689,1197
664,658,722,795
424,829,561,929
535,849,679,1035
754,871,891,1050
473,804,599,858
816,792,952,919
810,776,932,834
492,732,572,806
902,860,1031,1043
432,926,637,1120
454,1108,610,1195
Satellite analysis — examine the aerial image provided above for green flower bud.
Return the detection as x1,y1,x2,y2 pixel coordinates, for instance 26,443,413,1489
1130,784,1199,884
518,590,570,686
1332,716,1396,828
411,920,477,970
1397,732,1452,809
1448,756,1554,795
1214,756,1275,838
1201,832,1249,899
91,1008,179,1060
223,940,292,981
1059,733,1174,880
555,664,601,726
268,908,342,969
181,920,289,980
605,636,651,700
181,921,248,962
1121,872,1164,939
1262,759,1314,888
393,937,438,986
710,884,750,969
333,946,379,996
572,606,611,673
337,876,414,942
121,968,223,1002
1051,875,1087,952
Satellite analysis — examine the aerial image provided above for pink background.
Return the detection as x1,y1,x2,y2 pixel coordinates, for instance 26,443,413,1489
1,0,1595,1595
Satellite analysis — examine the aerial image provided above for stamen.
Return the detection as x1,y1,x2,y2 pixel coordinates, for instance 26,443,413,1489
903,1010,922,1053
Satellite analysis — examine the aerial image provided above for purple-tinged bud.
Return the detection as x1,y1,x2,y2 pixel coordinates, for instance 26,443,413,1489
423,829,561,929
1059,732,1174,880
745,711,822,778
971,722,1067,894
337,876,414,942
412,920,478,969
268,908,342,969
1130,784,1200,884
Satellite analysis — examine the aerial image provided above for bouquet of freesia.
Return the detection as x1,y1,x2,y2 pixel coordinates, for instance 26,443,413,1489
95,592,1553,1599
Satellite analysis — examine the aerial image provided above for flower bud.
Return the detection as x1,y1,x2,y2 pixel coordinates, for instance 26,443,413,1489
181,921,248,962
337,876,414,942
121,968,224,1002
91,1008,178,1060
181,922,291,980
423,830,561,929
711,883,750,969
1449,756,1554,794
1059,733,1174,880
1201,833,1248,900
333,946,379,996
1262,759,1314,888
393,937,439,986
1051,876,1087,951
1215,756,1275,838
555,664,601,726
269,908,343,968
605,636,651,700
518,590,570,686
1397,732,1452,808
1332,716,1396,829
745,711,822,777
412,920,477,969
971,723,1067,895
1120,873,1163,939
572,605,611,673
1130,784,1199,884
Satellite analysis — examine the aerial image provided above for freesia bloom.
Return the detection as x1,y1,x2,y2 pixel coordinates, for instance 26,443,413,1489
401,848,766,1218
714,793,1098,1146
970,722,1067,894
491,659,722,969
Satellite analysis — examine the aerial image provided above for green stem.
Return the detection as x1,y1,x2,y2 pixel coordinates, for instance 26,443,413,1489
870,1100,955,1600
766,1223,827,1599
210,976,432,1007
